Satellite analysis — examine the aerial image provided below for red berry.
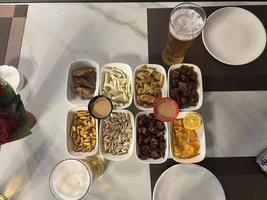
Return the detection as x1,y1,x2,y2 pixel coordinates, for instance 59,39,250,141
0,119,9,144
0,110,18,144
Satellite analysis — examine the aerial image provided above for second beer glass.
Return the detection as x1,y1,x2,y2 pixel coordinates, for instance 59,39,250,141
162,3,206,66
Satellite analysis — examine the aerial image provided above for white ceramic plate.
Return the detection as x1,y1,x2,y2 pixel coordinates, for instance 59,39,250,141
169,111,206,163
134,64,167,111
202,7,266,65
168,63,203,111
66,107,98,158
135,111,169,164
99,110,135,161
100,63,133,109
0,65,24,92
66,60,99,106
153,164,226,200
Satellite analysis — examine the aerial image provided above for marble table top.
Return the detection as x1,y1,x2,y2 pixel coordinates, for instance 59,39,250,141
0,2,267,200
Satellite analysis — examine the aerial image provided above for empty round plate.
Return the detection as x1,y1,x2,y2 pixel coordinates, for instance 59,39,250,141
153,164,226,200
202,7,266,65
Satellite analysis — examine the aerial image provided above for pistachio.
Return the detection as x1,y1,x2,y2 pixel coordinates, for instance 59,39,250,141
102,112,132,155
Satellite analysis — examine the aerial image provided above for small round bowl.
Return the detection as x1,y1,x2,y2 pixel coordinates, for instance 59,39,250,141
88,95,113,120
154,97,179,122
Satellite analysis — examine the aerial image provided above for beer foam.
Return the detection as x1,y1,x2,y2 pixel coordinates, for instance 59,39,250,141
170,8,204,41
51,160,91,200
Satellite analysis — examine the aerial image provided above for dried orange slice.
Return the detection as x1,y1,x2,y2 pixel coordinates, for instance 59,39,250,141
183,113,202,130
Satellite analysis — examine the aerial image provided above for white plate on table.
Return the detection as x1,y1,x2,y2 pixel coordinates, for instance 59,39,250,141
202,7,266,65
153,164,226,200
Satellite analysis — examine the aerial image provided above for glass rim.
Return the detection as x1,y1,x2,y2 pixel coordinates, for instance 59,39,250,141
0,194,8,200
169,2,207,38
49,158,92,200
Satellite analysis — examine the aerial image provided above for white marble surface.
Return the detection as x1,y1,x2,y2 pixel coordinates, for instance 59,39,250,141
0,2,267,200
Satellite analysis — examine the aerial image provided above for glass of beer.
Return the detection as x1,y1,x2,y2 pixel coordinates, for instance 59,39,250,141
162,3,206,66
49,159,91,200
82,153,107,180
49,155,106,200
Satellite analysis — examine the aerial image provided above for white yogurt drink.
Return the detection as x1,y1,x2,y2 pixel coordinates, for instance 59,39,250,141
50,159,91,200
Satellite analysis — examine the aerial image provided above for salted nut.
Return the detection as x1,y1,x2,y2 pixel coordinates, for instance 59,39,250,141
102,112,132,155
70,110,96,152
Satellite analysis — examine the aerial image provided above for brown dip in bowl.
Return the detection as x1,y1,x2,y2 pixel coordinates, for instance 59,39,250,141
88,95,113,119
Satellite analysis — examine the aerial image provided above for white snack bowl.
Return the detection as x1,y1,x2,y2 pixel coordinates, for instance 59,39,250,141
100,63,133,109
134,64,168,111
135,110,169,164
66,106,98,158
169,111,206,163
168,63,203,111
66,60,100,106
99,110,135,161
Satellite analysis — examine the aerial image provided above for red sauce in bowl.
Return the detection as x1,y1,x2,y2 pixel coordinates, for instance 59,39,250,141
154,97,179,122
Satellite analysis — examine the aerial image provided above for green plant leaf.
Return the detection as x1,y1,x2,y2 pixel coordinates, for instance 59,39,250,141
0,78,16,107
0,78,31,144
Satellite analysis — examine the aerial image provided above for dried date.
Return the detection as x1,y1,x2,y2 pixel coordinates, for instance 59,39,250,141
137,113,166,160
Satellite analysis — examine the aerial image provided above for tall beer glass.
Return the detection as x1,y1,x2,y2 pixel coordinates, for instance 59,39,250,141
162,3,206,66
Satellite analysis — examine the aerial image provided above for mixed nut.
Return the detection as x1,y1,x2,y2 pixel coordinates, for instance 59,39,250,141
102,67,131,107
137,113,166,160
102,112,132,155
170,65,199,108
71,67,96,98
135,65,165,108
70,110,96,152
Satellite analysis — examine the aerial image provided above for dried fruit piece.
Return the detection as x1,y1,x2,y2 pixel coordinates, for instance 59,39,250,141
137,113,166,160
172,118,200,159
183,113,202,130
71,67,96,98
